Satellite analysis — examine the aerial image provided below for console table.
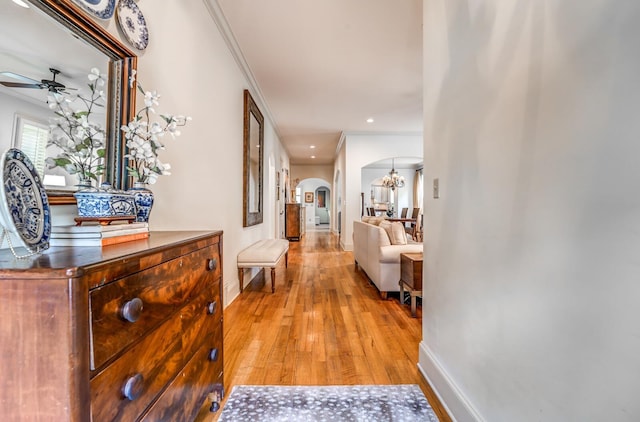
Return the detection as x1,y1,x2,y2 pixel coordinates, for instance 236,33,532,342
399,252,423,317
0,231,224,420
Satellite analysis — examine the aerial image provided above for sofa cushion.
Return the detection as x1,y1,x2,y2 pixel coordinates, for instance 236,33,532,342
368,216,385,226
379,243,424,263
379,221,407,245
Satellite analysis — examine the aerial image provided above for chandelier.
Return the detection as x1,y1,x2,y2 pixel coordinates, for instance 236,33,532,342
382,158,405,190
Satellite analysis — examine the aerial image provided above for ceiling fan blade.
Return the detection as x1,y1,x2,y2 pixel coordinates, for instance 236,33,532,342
0,81,43,89
0,71,41,85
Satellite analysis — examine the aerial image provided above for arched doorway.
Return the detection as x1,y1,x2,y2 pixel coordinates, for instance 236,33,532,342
361,156,422,218
295,177,330,231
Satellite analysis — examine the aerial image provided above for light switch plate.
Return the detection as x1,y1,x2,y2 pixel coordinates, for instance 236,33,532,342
433,178,439,199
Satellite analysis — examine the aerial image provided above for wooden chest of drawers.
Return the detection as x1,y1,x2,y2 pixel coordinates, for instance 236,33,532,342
0,231,224,421
285,203,304,240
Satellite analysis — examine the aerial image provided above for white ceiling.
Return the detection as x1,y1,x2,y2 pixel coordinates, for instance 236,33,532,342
1,1,423,166
216,0,423,165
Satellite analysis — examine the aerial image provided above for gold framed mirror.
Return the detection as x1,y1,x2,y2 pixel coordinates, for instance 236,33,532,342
1,0,137,204
243,89,264,227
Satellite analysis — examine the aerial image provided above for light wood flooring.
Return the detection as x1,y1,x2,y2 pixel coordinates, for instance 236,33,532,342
199,230,450,421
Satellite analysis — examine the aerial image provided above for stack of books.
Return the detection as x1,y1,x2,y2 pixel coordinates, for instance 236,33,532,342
49,222,149,247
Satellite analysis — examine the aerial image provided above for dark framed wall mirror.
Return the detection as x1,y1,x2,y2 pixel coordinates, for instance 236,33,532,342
243,89,264,227
0,0,137,204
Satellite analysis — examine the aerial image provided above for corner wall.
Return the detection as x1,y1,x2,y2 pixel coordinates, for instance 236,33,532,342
420,1,640,421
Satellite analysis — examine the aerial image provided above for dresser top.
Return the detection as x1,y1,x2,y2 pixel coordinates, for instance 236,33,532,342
0,231,222,276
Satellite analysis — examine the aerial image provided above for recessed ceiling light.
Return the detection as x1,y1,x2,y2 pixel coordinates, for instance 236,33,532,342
311,155,316,159
12,0,30,7
366,118,374,123
310,145,316,149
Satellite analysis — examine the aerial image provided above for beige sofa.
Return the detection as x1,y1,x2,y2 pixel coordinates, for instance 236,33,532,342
353,218,423,297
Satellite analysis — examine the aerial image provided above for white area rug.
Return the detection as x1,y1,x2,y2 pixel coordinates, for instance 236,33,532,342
219,384,439,421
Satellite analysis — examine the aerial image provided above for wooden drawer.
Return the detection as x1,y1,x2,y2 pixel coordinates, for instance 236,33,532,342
90,311,184,421
141,330,223,421
400,252,423,290
89,289,222,421
90,244,221,370
180,286,222,363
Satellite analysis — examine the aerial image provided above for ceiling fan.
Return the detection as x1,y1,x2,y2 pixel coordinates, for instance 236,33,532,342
0,67,71,93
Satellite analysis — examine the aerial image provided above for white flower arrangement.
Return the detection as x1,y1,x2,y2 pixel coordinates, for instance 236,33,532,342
45,68,106,183
122,71,191,184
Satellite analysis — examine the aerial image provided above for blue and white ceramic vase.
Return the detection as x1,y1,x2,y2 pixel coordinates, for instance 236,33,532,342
128,182,154,222
74,182,137,218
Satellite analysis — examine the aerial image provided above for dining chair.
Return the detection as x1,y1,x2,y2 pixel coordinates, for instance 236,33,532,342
406,207,421,235
400,207,408,218
369,207,376,216
412,213,423,241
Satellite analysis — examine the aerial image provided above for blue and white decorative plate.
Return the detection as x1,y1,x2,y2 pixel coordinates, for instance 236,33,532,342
71,0,117,20
0,148,51,253
116,0,149,51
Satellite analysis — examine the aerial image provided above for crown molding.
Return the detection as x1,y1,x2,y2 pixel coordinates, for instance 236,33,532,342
203,0,284,147
341,131,423,137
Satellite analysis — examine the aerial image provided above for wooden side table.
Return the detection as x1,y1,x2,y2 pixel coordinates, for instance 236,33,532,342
399,252,423,317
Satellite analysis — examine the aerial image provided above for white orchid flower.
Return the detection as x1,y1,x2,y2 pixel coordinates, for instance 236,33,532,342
121,78,191,184
88,68,105,87
144,90,160,108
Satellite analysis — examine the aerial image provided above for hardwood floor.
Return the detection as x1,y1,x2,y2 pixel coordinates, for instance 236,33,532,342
200,230,450,421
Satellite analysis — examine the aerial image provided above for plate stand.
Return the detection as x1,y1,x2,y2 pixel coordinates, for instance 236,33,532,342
0,226,42,259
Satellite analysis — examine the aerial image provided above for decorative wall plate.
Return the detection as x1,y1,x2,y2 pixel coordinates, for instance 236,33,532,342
71,0,117,20
116,0,149,51
0,148,51,253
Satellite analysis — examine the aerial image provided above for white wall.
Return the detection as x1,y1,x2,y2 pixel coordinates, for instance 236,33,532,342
290,164,333,186
141,1,290,305
338,133,422,250
420,1,640,421
44,0,290,306
0,93,49,153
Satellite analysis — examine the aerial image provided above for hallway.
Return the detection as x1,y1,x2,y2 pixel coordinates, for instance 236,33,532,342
204,231,449,421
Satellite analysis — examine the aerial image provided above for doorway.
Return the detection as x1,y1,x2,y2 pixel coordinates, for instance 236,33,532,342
315,187,330,227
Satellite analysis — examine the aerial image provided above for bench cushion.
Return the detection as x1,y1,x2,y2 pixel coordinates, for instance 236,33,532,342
237,239,289,267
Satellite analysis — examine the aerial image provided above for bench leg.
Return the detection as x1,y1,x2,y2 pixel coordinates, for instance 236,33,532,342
285,251,288,268
270,267,276,293
238,268,244,293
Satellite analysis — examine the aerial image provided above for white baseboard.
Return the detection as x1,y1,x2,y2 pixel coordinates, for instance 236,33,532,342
418,341,484,422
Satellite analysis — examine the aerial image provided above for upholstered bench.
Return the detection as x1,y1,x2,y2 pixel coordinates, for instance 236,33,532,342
237,239,289,293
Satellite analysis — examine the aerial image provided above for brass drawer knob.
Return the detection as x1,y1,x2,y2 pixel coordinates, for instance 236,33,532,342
120,297,143,323
207,258,217,271
207,301,217,315
122,373,144,401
